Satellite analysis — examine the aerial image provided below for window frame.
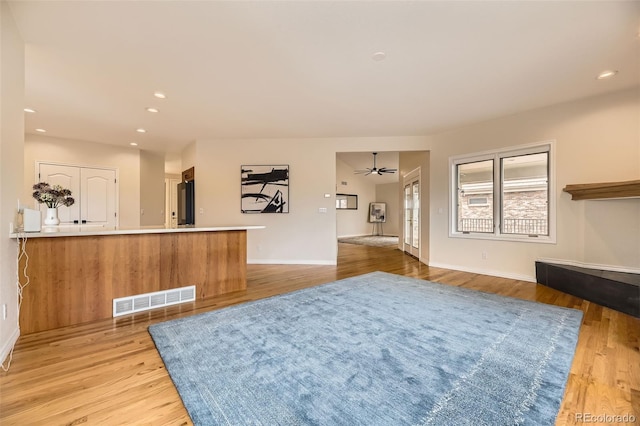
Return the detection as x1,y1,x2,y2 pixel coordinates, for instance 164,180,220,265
449,141,556,244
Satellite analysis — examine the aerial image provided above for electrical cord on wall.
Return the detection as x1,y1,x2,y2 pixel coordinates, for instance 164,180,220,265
1,231,30,372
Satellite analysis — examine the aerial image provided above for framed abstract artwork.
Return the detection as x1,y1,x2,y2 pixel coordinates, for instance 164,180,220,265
369,202,386,223
241,165,289,213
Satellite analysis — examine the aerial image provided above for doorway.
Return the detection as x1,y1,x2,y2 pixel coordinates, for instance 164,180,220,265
403,168,420,258
165,177,180,228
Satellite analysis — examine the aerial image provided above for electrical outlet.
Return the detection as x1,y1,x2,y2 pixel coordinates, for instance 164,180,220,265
9,222,14,234
2,304,7,320
482,251,488,260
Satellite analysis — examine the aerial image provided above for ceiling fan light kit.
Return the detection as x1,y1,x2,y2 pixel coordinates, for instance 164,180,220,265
354,152,397,176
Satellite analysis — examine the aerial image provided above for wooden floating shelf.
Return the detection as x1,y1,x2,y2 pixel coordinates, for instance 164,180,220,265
563,179,640,200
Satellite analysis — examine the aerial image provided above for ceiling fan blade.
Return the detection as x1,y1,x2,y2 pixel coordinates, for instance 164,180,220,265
379,168,397,173
354,169,372,174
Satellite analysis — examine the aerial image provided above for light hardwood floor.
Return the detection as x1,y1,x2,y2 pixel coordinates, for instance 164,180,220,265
1,243,638,425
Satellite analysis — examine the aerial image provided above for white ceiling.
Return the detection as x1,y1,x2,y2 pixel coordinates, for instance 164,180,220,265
8,1,640,157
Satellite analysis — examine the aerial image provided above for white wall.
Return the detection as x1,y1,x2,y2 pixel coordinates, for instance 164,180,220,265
0,0,24,364
192,136,431,264
428,88,640,280
139,150,166,227
23,134,141,228
336,157,376,237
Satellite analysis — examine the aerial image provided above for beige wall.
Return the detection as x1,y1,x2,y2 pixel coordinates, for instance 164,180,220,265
181,141,196,179
428,88,640,280
192,136,431,263
139,150,166,227
24,134,141,228
0,0,24,363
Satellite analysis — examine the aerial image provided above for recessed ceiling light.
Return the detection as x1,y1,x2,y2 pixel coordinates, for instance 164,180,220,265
130,142,138,146
596,70,618,80
24,108,36,113
372,51,387,61
153,92,166,99
136,128,146,133
35,128,46,133
146,107,159,113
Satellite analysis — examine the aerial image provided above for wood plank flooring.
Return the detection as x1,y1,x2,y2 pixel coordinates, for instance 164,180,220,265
1,243,638,425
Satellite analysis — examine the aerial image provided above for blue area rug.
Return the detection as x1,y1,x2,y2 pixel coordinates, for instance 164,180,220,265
149,271,583,425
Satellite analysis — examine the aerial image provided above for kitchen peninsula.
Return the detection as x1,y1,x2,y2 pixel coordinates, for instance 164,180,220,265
14,226,264,334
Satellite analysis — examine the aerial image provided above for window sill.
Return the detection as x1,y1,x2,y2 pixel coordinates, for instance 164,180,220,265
449,231,556,244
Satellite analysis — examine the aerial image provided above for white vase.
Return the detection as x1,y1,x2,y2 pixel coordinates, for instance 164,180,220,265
44,207,60,226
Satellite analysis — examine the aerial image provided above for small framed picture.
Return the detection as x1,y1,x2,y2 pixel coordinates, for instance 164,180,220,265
369,202,386,223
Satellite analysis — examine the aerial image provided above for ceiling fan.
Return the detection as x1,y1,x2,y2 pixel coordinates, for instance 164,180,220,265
354,152,397,176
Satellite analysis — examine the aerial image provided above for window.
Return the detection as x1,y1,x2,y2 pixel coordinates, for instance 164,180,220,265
450,142,555,242
468,197,489,207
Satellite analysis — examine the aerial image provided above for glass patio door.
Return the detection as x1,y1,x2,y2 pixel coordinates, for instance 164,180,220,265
403,170,420,257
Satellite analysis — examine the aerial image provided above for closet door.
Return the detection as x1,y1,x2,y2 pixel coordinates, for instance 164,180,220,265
37,163,81,224
81,168,117,227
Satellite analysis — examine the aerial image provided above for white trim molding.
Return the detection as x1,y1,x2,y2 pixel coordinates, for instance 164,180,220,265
0,327,20,367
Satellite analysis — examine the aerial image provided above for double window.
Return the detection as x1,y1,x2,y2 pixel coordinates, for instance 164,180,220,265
449,142,555,242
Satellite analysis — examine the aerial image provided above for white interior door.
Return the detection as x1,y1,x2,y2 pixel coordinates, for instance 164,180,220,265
403,169,420,258
38,163,80,224
81,168,117,227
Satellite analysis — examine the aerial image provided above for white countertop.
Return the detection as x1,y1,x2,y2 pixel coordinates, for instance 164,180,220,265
11,225,265,238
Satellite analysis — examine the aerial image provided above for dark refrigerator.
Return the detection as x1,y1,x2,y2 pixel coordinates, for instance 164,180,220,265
177,181,195,226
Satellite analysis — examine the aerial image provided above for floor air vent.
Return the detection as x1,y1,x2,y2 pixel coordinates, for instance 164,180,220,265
113,285,196,317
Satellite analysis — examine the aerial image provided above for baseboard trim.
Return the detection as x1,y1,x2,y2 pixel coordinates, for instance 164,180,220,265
536,258,640,275
248,259,337,266
427,261,536,283
0,326,20,366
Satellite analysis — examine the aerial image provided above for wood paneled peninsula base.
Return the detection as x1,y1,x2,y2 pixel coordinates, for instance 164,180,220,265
14,226,264,334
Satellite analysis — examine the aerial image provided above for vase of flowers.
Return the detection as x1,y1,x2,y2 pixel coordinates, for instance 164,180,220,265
32,182,75,226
